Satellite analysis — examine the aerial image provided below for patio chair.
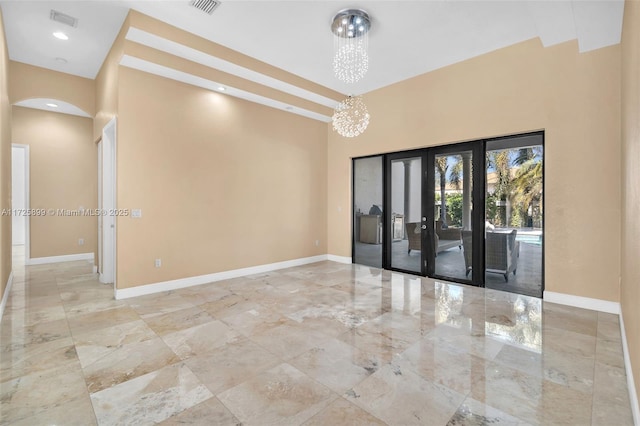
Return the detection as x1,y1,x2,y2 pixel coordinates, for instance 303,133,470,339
462,229,520,282
406,222,422,254
406,222,461,256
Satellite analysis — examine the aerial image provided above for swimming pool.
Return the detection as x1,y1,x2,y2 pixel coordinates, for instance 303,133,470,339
516,234,542,245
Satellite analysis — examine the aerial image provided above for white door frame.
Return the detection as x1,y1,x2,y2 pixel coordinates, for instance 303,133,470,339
99,118,116,294
11,144,30,261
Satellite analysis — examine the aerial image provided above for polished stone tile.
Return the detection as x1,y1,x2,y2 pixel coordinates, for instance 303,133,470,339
185,337,280,395
0,335,77,382
336,313,423,362
248,320,332,360
66,305,141,337
217,363,336,425
424,324,506,361
82,337,181,393
0,362,90,424
91,362,213,426
62,293,127,318
447,396,531,425
1,254,634,425
143,305,214,337
345,362,466,425
161,320,242,360
128,292,196,319
9,395,97,426
221,303,288,337
175,284,233,306
396,338,489,395
592,362,634,426
500,344,594,394
469,360,593,424
4,304,67,326
542,302,598,337
596,335,625,369
158,396,241,425
73,319,157,368
303,397,386,425
291,338,381,393
0,318,71,352
199,293,257,319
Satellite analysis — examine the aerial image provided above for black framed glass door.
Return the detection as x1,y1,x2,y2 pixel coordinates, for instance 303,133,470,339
385,152,425,274
426,143,484,285
352,131,544,298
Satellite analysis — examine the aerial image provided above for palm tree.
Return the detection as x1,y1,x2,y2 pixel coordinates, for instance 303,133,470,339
435,155,462,228
512,158,543,226
486,150,512,225
435,157,449,227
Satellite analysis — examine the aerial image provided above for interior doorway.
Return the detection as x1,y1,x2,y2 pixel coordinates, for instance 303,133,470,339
11,144,29,259
98,118,116,290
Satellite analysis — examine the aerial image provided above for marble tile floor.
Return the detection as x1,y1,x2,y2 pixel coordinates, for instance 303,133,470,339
354,239,543,298
0,250,633,425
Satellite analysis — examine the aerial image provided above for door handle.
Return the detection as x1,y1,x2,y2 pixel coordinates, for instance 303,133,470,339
422,217,427,222
421,225,426,230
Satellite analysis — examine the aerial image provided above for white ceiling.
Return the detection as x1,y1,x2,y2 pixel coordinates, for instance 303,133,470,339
0,0,625,102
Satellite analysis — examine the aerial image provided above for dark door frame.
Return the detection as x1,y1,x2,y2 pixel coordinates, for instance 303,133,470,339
351,130,545,295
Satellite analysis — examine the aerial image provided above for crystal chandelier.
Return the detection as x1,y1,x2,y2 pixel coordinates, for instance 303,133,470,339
332,96,370,138
331,9,371,84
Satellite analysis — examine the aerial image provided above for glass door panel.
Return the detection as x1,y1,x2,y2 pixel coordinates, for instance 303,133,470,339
485,135,543,298
353,156,383,268
433,150,473,281
389,156,422,273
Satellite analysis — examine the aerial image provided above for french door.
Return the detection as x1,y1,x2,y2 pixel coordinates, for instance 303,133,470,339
381,144,483,286
352,132,543,296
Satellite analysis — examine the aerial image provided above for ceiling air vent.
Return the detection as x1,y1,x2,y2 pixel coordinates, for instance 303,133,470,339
50,10,78,28
189,0,221,15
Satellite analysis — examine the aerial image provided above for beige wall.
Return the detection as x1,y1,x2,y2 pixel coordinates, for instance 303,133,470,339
9,61,95,117
328,38,621,302
115,67,328,289
621,0,640,412
11,107,97,260
0,6,11,301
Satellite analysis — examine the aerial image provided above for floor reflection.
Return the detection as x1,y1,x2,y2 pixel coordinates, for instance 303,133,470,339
0,253,632,425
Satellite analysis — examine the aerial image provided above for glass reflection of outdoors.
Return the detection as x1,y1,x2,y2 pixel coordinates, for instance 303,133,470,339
434,152,472,281
485,146,543,298
433,281,542,353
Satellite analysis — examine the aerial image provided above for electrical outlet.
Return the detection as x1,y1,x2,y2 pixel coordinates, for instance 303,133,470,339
78,238,84,246
155,258,162,268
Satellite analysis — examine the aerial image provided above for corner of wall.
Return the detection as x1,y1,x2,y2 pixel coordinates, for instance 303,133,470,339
0,5,12,313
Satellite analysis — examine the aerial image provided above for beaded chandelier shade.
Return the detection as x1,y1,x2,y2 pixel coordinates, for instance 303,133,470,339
330,9,372,138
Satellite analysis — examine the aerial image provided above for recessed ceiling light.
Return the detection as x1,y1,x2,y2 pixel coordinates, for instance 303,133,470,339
54,57,68,64
46,103,59,108
53,31,68,40
217,86,225,91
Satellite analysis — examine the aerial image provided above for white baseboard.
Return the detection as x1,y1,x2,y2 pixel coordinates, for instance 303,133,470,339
620,312,640,425
28,252,95,265
327,254,352,264
0,271,14,324
543,291,620,314
115,254,329,300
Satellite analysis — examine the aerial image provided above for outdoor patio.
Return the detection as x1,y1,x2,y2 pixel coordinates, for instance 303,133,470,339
354,232,542,298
